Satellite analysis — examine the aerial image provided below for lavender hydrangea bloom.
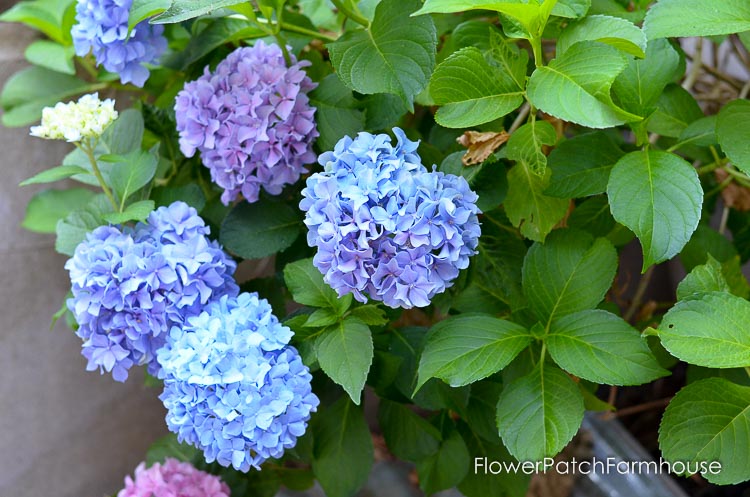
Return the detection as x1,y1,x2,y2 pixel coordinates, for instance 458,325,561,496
157,293,318,472
118,458,230,497
300,128,482,309
175,42,319,205
66,202,238,382
72,0,167,87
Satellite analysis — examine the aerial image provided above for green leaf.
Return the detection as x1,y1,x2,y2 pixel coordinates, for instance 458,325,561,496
283,258,343,310
151,184,206,212
150,0,242,23
676,255,730,300
505,120,557,176
55,195,114,255
496,363,584,461
676,115,718,149
19,165,89,186
348,304,388,326
308,74,365,151
557,14,646,58
657,291,750,369
22,188,96,233
102,200,155,224
362,93,408,130
644,0,750,39
505,164,568,242
312,396,374,497
659,378,750,485
146,433,199,465
129,0,170,29
680,224,738,271
552,0,590,18
101,109,145,156
220,200,300,260
378,399,442,461
328,0,436,108
316,317,373,403
522,229,617,322
107,150,157,205
607,150,703,270
0,0,72,44
416,429,470,495
611,38,681,118
527,41,638,129
24,40,75,75
430,47,524,128
717,99,750,176
417,314,531,390
304,307,340,328
647,84,704,138
545,131,623,197
0,66,93,127
547,309,668,385
488,29,529,90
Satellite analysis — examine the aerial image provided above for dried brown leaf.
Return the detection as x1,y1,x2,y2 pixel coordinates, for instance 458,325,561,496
716,168,750,211
457,130,510,166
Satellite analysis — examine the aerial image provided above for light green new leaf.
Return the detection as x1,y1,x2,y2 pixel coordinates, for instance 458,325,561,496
658,291,750,369
0,0,72,44
309,74,365,151
607,150,703,270
430,47,524,128
522,229,617,322
548,309,668,385
505,120,557,176
283,258,344,310
106,150,157,205
659,378,750,485
527,41,638,128
150,0,242,23
19,165,89,186
417,314,531,390
329,0,436,108
644,0,750,39
717,99,750,176
676,255,730,300
22,188,96,234
505,164,568,242
102,200,155,224
24,40,75,75
557,15,646,58
496,364,584,461
316,317,373,404
220,200,300,260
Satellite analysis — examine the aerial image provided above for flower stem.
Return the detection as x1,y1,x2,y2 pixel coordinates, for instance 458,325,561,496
79,139,120,212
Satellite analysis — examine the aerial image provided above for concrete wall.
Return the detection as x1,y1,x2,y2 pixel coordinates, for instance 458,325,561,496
0,22,168,497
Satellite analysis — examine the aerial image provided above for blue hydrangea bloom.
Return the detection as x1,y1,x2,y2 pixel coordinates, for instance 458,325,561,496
300,128,482,309
175,42,319,205
65,202,238,382
157,293,318,472
72,0,167,87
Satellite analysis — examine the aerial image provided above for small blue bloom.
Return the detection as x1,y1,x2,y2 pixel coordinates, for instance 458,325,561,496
157,293,318,472
300,128,481,309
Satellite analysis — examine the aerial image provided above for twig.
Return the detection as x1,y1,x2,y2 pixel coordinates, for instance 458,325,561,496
682,38,702,91
740,79,750,99
685,53,743,90
719,204,730,235
611,397,673,418
623,265,654,322
509,102,531,133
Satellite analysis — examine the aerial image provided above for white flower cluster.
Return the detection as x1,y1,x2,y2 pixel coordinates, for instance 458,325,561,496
30,93,118,142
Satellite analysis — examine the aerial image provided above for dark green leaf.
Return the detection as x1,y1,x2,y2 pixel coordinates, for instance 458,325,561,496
316,317,373,403
647,84,704,138
348,304,388,326
146,433,199,465
220,200,300,259
283,258,342,310
680,224,738,271
717,99,750,176
505,120,557,176
416,429,470,495
378,399,442,461
545,132,624,197
309,74,365,151
151,184,206,212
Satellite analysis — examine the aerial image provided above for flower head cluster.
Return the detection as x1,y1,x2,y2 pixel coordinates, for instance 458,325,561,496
175,42,319,205
66,202,238,381
118,458,230,497
158,293,319,472
300,128,481,308
30,93,117,142
72,0,167,87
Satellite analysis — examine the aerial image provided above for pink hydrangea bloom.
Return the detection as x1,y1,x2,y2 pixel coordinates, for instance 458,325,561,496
118,458,230,497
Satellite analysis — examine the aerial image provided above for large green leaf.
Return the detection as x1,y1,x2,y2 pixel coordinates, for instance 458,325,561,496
220,200,300,260
607,150,703,270
717,99,750,176
283,258,343,310
106,150,157,206
417,314,531,389
657,291,750,369
527,41,638,128
316,317,373,404
55,195,113,255
416,429,470,495
488,29,529,90
505,120,557,176
102,200,155,224
430,47,524,128
505,164,568,242
19,165,89,186
496,364,584,461
647,85,703,138
129,0,171,28
659,378,750,485
378,399,442,461
522,229,617,323
557,14,646,58
545,131,624,198
0,0,72,44
676,255,730,300
24,40,75,75
150,0,242,23
312,396,374,497
22,188,96,234
548,309,668,385
309,74,365,151
328,0,436,107
101,109,145,156
644,0,750,39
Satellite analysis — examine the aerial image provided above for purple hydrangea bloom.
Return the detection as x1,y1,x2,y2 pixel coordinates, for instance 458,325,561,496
118,458,230,497
157,293,318,472
175,42,319,205
72,0,167,87
300,128,482,309
66,202,238,382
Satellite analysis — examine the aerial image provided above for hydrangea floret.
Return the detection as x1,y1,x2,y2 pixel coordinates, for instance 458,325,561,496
66,201,238,381
175,41,319,205
157,292,319,472
29,93,117,142
118,458,231,497
300,128,482,309
71,0,167,87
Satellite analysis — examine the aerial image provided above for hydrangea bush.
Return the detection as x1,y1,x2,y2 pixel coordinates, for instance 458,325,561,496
4,0,750,495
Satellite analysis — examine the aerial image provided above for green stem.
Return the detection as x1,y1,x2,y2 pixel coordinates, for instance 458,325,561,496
330,0,369,27
531,36,544,67
279,21,337,41
79,139,119,212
